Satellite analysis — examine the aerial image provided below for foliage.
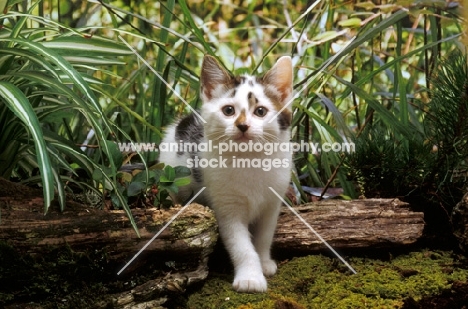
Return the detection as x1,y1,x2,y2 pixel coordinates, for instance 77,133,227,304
0,0,465,215
0,2,140,232
345,50,468,211
117,163,191,209
424,50,468,205
345,125,434,198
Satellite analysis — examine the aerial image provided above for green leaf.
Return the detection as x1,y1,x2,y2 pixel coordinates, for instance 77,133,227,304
174,177,191,187
338,18,362,28
104,140,123,170
92,169,104,182
127,181,147,197
335,75,418,139
311,31,342,42
0,0,8,12
160,182,179,194
178,0,215,56
62,56,126,66
354,2,376,10
52,168,66,211
111,192,122,209
152,169,163,183
174,166,191,178
0,81,55,213
163,165,175,182
339,33,460,99
160,175,172,183
42,36,134,57
133,170,156,184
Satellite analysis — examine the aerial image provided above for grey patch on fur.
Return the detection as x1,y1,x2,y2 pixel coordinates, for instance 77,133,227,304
234,76,246,85
174,113,204,183
191,167,203,184
229,88,237,98
174,113,204,154
277,111,291,130
247,92,258,109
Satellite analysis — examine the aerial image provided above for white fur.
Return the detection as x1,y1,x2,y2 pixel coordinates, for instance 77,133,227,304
160,56,292,293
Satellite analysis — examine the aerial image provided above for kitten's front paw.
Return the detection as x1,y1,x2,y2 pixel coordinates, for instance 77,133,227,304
261,259,277,277
233,274,267,293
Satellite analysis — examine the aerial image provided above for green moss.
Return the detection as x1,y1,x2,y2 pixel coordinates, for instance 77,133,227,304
187,250,468,309
171,216,217,240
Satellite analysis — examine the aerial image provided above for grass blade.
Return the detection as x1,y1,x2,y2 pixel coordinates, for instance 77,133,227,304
0,81,55,213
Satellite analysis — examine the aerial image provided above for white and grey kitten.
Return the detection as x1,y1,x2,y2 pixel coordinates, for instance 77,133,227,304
159,55,293,293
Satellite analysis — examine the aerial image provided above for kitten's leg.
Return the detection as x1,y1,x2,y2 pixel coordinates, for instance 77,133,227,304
251,203,281,277
214,199,267,293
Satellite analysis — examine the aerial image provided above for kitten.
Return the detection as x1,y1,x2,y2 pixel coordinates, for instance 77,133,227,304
159,55,293,293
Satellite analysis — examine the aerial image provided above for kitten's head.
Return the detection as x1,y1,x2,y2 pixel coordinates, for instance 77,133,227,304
200,55,293,145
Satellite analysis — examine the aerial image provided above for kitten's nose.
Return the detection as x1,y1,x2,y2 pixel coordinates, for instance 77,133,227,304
237,123,249,133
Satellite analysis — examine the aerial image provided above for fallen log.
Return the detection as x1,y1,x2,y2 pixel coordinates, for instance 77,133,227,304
0,199,218,268
0,195,423,259
274,198,425,252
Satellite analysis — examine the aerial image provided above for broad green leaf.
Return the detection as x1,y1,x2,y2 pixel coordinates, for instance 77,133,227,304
163,165,175,182
111,192,122,209
127,181,147,197
119,171,133,183
104,140,123,170
133,170,156,183
160,182,179,194
174,177,191,187
160,175,172,184
174,165,191,178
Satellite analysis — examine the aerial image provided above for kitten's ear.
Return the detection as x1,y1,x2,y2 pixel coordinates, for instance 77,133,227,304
262,56,293,103
201,55,233,101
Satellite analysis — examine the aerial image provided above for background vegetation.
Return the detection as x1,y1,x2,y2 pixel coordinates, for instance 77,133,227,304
0,0,465,224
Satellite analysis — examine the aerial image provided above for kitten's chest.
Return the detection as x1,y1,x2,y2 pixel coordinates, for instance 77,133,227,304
201,150,291,193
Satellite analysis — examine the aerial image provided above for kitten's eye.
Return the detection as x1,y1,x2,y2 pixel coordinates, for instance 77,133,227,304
254,106,268,117
222,105,235,116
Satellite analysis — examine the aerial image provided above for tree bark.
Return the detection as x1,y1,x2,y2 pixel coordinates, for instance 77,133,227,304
0,178,425,259
0,194,423,259
274,198,425,252
0,197,218,269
